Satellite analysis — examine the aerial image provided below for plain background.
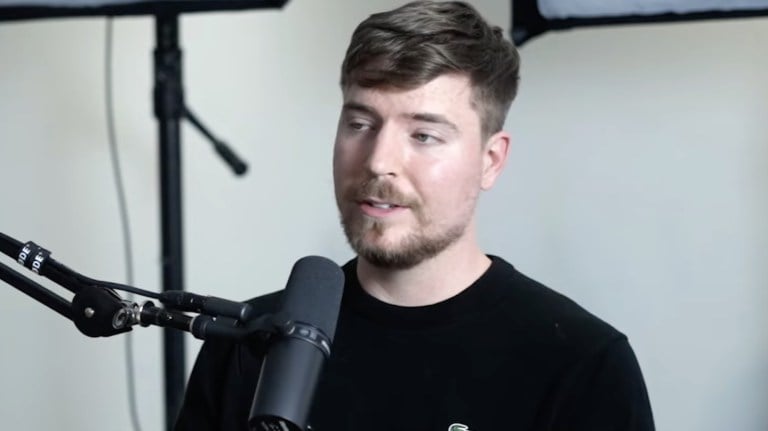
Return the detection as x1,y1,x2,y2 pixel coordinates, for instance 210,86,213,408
1,1,766,430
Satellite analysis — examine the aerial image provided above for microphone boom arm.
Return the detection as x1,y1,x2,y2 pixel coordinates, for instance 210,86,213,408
0,261,73,320
1,231,283,341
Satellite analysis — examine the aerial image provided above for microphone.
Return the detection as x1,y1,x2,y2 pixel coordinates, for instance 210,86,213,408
249,256,345,431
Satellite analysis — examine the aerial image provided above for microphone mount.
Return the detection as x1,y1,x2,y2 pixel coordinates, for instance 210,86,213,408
0,231,277,341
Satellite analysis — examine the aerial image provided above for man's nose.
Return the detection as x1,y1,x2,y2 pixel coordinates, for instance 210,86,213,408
364,126,403,177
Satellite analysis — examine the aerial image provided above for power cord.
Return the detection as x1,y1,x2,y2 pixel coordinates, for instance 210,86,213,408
104,17,144,431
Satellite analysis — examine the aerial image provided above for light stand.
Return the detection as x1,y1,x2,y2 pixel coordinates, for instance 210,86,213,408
154,13,186,424
0,2,289,428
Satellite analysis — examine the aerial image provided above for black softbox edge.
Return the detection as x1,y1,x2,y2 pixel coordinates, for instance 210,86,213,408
513,4,768,46
0,0,287,21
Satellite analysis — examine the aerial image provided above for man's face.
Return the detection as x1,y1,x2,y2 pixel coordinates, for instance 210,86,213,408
333,74,497,269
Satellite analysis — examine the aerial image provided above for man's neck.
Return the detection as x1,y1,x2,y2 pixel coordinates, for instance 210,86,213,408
356,237,491,307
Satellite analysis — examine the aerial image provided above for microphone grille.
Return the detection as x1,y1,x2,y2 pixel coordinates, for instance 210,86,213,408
281,256,345,342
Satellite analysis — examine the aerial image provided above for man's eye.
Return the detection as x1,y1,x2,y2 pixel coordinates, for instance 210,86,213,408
349,121,371,131
413,133,439,145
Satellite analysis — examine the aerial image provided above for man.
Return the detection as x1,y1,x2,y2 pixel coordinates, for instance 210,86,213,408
175,2,655,430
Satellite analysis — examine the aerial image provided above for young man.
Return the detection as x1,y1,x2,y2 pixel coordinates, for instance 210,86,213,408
175,2,655,430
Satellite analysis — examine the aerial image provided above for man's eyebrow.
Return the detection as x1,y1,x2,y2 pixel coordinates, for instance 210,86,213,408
342,102,378,117
407,112,458,132
341,102,458,132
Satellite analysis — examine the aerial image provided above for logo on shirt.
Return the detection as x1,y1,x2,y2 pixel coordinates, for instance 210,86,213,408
448,424,469,431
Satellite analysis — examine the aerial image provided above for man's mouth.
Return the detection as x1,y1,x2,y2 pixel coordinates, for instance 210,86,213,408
365,201,400,209
350,180,412,212
357,198,409,217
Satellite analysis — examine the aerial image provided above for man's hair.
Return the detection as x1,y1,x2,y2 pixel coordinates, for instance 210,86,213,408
340,1,520,139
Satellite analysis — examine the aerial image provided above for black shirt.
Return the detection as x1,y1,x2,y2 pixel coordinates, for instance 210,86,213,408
175,256,654,431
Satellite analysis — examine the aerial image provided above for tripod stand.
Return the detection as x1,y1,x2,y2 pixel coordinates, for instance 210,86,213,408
0,2,288,429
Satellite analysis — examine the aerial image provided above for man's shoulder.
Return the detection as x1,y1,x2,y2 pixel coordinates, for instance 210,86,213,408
488,256,625,354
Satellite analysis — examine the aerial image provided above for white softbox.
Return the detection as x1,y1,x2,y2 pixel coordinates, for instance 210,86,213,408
513,0,768,45
0,0,286,20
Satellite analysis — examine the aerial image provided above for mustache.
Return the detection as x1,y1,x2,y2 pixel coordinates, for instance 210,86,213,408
349,179,418,207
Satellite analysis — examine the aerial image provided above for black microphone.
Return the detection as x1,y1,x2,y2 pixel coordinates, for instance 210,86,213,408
249,256,345,431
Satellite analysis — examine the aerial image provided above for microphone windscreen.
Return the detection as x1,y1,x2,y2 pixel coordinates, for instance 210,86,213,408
281,256,344,341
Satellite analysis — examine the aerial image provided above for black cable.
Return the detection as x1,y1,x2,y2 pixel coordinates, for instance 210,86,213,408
72,271,160,299
105,17,144,431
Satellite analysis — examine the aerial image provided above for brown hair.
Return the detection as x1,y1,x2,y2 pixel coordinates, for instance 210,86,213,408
340,1,520,139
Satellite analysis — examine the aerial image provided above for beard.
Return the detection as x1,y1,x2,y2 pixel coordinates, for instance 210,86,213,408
338,179,469,270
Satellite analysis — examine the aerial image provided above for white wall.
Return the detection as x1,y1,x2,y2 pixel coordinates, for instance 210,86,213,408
0,1,765,430
493,16,768,431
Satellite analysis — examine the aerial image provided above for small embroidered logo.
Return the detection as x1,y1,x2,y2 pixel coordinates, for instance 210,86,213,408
448,423,469,431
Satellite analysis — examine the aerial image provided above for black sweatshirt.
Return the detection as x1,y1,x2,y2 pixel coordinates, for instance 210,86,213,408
175,256,654,431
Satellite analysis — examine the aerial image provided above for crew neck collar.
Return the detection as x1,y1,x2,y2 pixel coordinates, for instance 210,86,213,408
341,256,514,330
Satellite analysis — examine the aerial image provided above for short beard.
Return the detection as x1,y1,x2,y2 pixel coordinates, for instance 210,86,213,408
337,178,471,269
341,215,466,270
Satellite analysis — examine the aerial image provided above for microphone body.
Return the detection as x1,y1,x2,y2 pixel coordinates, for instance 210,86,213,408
249,256,345,431
251,328,327,431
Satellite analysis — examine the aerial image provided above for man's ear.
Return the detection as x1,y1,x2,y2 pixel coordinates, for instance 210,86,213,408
481,130,511,190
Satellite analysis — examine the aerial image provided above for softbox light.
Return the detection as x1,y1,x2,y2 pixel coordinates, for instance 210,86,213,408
0,0,286,21
513,0,768,45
